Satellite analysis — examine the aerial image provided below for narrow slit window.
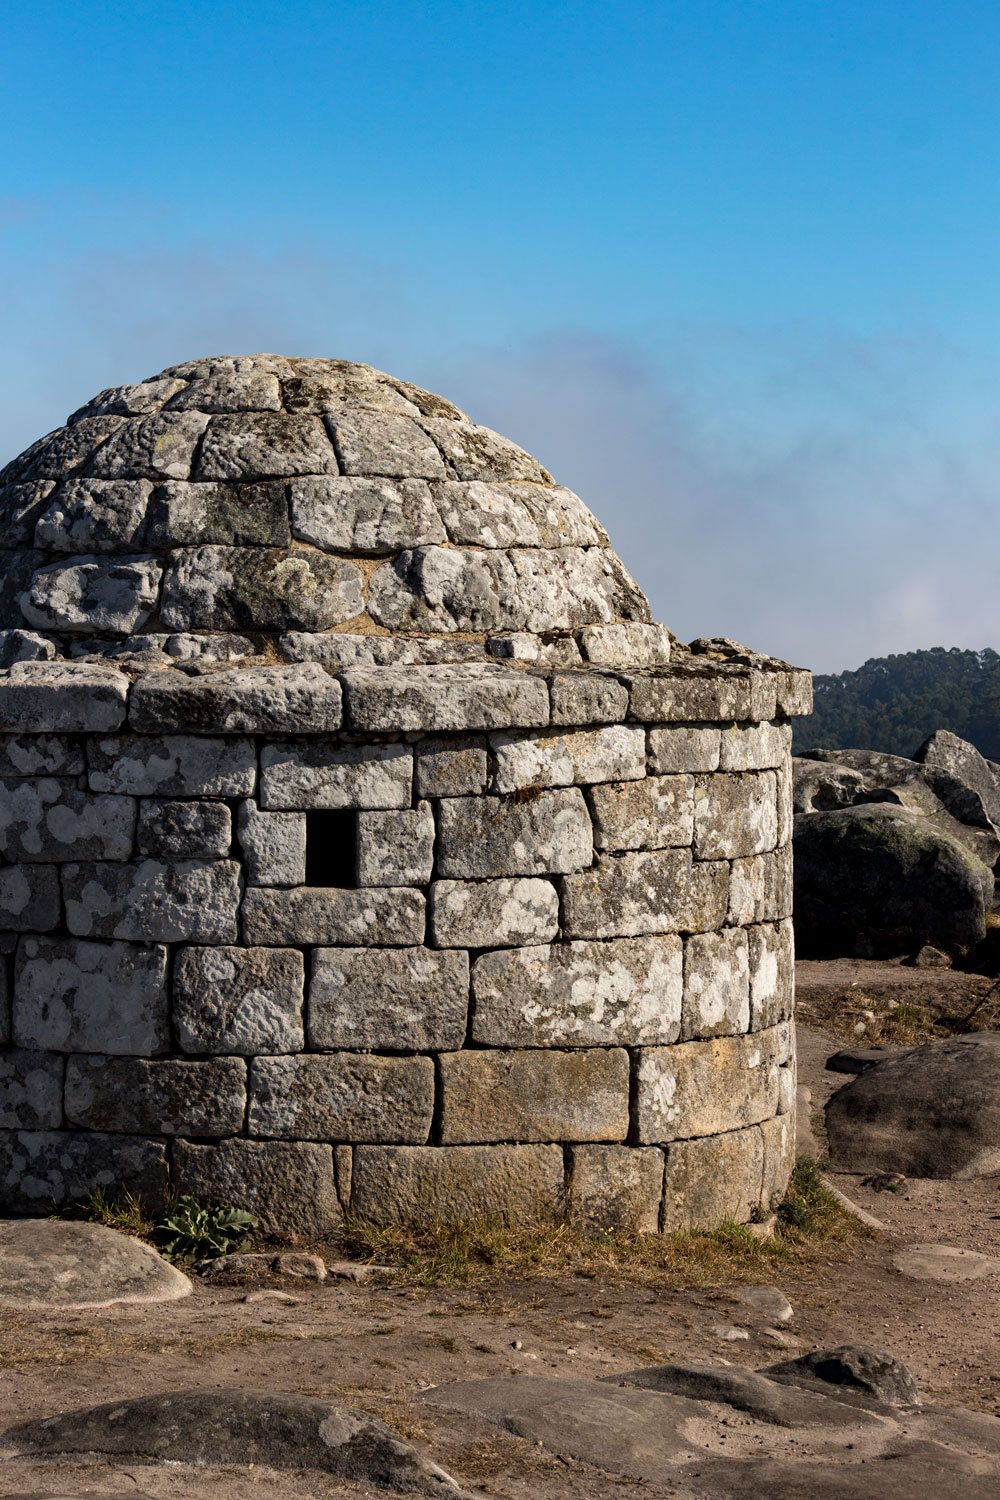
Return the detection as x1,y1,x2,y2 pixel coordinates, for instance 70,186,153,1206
305,810,357,888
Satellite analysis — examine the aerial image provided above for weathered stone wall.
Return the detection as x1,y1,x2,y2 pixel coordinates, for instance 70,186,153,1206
0,652,807,1239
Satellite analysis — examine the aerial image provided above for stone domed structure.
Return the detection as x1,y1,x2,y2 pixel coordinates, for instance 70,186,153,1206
0,355,810,1236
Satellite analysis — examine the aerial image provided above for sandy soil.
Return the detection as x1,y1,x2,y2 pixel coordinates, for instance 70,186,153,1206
1,959,998,1498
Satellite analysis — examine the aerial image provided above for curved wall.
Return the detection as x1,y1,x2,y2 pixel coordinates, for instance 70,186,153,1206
0,652,808,1237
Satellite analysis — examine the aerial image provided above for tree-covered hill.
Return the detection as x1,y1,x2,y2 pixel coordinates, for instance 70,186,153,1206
794,648,1000,760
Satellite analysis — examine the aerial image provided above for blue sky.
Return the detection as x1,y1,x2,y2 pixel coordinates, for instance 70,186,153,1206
2,0,999,671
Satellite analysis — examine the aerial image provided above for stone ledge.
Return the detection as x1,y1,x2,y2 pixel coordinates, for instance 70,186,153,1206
0,663,128,732
339,662,550,733
129,663,343,734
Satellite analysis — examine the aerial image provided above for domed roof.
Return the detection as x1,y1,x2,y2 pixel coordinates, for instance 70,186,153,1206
0,355,670,669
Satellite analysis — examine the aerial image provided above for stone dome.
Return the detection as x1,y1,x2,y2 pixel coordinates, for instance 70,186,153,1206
0,354,669,670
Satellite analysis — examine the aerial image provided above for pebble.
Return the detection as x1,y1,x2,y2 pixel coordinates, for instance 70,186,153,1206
712,1324,750,1342
326,1261,393,1283
244,1290,299,1305
735,1285,794,1324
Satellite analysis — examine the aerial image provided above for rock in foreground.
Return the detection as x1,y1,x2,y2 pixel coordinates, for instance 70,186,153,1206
423,1347,1000,1497
1,1388,460,1495
0,1219,190,1310
825,1033,1000,1177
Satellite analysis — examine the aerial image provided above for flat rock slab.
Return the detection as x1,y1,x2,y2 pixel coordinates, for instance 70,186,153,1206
0,1219,191,1310
422,1362,1000,1497
893,1243,1000,1282
1,1388,460,1496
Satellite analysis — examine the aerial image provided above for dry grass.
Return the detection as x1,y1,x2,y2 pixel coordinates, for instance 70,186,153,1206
797,979,1000,1048
333,1160,865,1289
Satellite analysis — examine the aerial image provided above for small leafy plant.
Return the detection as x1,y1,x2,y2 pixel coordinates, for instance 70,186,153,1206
155,1195,258,1262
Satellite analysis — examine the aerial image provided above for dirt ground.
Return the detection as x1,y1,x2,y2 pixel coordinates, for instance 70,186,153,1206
1,958,998,1499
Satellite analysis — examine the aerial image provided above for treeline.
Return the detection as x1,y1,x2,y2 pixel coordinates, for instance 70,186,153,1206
794,647,1000,760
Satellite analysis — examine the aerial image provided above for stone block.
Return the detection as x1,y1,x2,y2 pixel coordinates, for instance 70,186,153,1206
0,866,61,931
161,546,364,633
326,409,447,478
65,1056,246,1136
439,1048,629,1143
436,789,592,878
759,1112,795,1209
627,667,754,724
0,628,59,665
0,735,85,777
492,724,645,792
636,1022,793,1143
87,735,256,796
471,936,682,1047
195,412,338,479
290,475,445,552
350,1143,565,1225
341,663,550,734
718,722,791,772
87,411,210,480
62,859,241,943
34,478,152,553
167,368,283,412
681,929,750,1040
777,668,813,717
249,1054,434,1143
418,418,552,483
748,919,794,1031
18,415,124,481
236,802,306,886
415,739,488,799
173,1139,341,1237
309,946,468,1050
0,779,135,861
548,669,630,726
241,886,425,946
173,945,304,1054
0,663,127,732
137,799,232,859
357,803,435,886
0,550,47,629
259,741,412,810
727,849,790,926
0,1130,167,1214
561,851,729,939
589,775,694,851
693,772,778,859
647,726,721,774
146,479,291,546
0,1050,63,1129
429,877,559,948
21,555,163,633
569,1145,664,1233
662,1125,765,1230
72,375,186,417
14,937,169,1053
0,479,56,546
368,544,646,635
487,632,582,664
281,633,485,668
433,479,604,547
129,664,343,735
578,622,672,667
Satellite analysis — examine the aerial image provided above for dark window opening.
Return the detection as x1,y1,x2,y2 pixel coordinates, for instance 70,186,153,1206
305,810,358,888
